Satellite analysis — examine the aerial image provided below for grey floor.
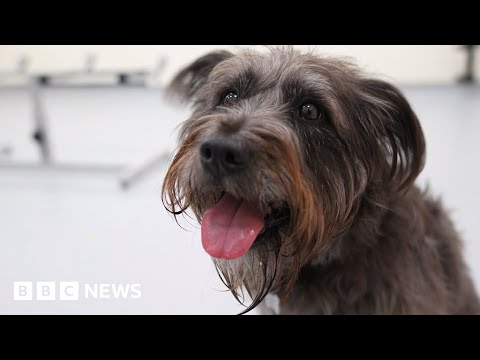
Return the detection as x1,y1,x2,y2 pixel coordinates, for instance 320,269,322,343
0,85,479,314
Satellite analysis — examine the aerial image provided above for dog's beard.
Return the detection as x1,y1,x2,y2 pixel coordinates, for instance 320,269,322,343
162,114,332,313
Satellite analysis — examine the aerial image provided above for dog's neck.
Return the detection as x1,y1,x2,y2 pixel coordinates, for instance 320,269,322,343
312,184,392,266
263,186,401,314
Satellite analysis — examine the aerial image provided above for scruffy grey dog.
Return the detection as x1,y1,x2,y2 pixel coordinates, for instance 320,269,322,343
162,47,480,314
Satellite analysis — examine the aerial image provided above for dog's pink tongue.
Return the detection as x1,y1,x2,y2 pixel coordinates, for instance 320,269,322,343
201,194,264,260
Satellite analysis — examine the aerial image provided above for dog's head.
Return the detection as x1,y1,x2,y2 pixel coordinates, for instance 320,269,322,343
162,47,425,312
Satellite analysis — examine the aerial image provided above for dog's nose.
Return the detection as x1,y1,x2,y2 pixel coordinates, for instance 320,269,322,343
200,138,249,177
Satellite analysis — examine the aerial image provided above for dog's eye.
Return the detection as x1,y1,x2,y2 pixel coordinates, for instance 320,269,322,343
223,91,239,104
299,103,321,120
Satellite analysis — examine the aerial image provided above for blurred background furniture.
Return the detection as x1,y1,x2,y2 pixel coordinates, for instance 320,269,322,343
459,45,477,83
0,54,169,189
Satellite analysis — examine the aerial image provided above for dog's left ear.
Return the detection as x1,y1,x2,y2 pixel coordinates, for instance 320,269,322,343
168,50,234,103
360,79,426,194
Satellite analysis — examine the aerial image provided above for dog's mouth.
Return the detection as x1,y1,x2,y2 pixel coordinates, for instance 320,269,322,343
201,192,289,260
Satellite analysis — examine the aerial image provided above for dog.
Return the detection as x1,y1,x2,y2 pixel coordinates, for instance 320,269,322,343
162,47,480,314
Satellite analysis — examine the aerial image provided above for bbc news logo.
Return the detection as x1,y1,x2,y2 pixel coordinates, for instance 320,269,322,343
13,282,142,301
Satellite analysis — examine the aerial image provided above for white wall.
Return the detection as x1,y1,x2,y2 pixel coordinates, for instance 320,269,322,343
0,45,477,85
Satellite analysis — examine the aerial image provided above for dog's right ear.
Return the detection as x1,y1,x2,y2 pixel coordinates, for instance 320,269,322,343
168,50,234,103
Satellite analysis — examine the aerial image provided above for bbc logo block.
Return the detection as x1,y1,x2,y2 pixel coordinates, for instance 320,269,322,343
13,281,79,301
36,281,56,300
59,282,79,300
13,282,33,301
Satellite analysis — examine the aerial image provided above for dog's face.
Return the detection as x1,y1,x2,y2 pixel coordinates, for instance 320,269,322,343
163,47,425,312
